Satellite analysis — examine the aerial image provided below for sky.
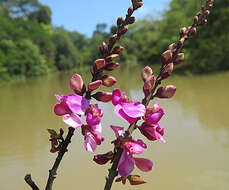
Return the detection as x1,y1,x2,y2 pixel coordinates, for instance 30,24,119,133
39,0,170,37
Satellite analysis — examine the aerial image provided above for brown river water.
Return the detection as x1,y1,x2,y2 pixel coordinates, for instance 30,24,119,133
0,66,229,190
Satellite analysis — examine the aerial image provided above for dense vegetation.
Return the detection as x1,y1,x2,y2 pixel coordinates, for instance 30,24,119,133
0,0,228,82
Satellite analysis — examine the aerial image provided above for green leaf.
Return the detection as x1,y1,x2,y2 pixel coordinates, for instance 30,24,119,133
47,129,58,136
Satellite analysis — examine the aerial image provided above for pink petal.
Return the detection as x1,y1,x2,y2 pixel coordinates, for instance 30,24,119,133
114,104,137,124
63,113,82,129
112,88,122,105
122,103,145,118
54,103,69,116
110,125,124,138
118,150,135,177
91,124,102,133
84,133,97,152
134,157,153,172
127,142,143,154
55,94,62,101
66,94,89,115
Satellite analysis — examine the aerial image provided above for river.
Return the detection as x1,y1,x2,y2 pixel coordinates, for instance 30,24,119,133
0,66,229,190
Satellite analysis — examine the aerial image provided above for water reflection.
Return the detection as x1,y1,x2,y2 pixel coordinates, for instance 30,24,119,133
0,67,229,190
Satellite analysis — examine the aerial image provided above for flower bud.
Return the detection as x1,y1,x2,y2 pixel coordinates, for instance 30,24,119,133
105,54,119,62
155,85,176,99
88,80,102,91
103,75,117,87
99,42,108,56
204,10,210,16
128,16,135,24
127,175,147,185
104,62,120,71
194,16,199,25
173,53,184,65
161,50,173,65
109,34,118,44
200,19,207,25
119,25,128,35
128,6,134,15
168,43,177,51
141,66,153,82
70,74,85,95
93,151,114,165
177,38,185,49
92,91,112,102
117,16,124,26
112,46,124,54
189,27,197,36
95,59,105,70
180,27,187,37
143,75,155,97
161,63,173,80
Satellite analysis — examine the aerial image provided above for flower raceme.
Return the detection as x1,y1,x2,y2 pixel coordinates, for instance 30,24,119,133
112,88,146,124
54,93,104,152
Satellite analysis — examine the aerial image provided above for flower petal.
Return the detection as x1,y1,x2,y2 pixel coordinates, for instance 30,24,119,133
91,123,102,133
66,94,89,115
84,133,97,152
127,142,143,154
112,88,122,105
122,102,145,118
110,125,124,138
54,103,69,116
118,150,135,177
134,157,153,172
114,104,137,124
63,113,82,129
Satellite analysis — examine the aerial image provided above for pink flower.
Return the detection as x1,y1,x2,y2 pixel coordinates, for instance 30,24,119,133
110,126,153,177
54,94,104,152
140,103,166,143
112,89,145,124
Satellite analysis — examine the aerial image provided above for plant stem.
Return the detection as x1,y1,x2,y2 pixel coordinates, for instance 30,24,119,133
45,127,75,190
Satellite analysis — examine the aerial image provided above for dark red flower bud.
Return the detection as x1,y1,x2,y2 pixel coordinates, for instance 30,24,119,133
141,66,153,82
103,75,117,87
88,80,102,91
95,59,105,70
117,16,124,26
92,91,112,102
155,85,176,99
194,16,199,25
127,175,147,185
119,25,128,35
99,42,108,56
161,50,173,65
128,16,135,24
105,54,119,62
70,74,86,95
128,6,134,15
109,34,118,44
173,53,184,65
104,62,120,71
93,151,114,165
161,63,173,80
112,46,124,54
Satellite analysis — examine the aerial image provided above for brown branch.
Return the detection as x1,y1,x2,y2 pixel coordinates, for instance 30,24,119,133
45,127,75,190
24,174,40,190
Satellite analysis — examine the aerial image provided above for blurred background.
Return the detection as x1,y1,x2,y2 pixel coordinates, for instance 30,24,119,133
0,0,229,190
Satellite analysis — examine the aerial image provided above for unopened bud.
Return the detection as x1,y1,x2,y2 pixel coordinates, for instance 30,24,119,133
119,25,128,35
141,66,153,82
88,80,102,91
143,75,155,97
128,16,135,24
204,10,210,16
194,16,199,25
95,59,105,70
168,43,177,51
161,63,173,80
155,85,176,99
200,19,207,25
99,42,108,56
117,16,124,26
105,54,119,62
180,27,187,37
189,27,197,36
93,151,114,165
109,34,118,44
103,75,117,87
177,38,185,49
70,74,85,95
128,6,134,15
92,91,112,102
174,53,184,65
161,50,173,65
112,46,124,54
104,62,120,71
127,175,147,185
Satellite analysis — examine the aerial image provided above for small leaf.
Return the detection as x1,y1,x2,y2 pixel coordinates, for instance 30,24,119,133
47,129,58,136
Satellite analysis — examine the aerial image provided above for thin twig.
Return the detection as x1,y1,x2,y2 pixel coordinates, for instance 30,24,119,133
45,127,75,190
24,174,40,190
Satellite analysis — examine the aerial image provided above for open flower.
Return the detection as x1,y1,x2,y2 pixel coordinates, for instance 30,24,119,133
54,93,104,152
112,88,145,124
139,102,166,143
111,126,153,177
